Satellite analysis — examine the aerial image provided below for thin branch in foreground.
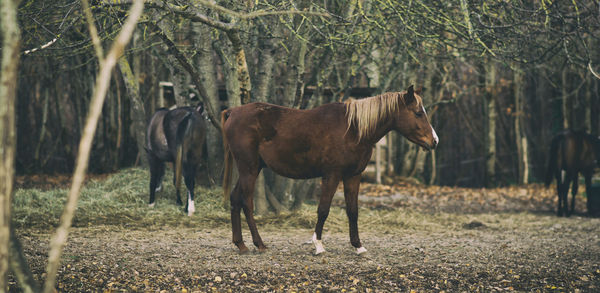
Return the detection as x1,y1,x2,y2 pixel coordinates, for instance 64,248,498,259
41,1,144,293
589,62,600,80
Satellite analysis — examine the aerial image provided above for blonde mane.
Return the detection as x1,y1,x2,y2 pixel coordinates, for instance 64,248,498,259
345,92,406,141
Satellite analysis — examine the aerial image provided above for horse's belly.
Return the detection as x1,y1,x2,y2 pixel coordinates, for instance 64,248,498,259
259,144,323,179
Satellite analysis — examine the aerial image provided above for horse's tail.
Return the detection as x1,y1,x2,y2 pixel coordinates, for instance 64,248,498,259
175,112,193,198
545,134,561,187
222,109,233,206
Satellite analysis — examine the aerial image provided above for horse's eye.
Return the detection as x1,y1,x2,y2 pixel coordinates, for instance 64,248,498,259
415,111,424,118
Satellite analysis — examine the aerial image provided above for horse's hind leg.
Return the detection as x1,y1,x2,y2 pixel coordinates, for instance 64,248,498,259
183,163,196,216
148,155,165,207
239,173,267,252
312,174,341,255
230,182,249,253
556,171,567,216
343,175,366,255
584,172,593,214
568,173,579,217
172,164,183,206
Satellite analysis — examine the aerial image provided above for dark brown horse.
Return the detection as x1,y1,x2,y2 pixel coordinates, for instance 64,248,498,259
222,85,438,254
545,129,600,216
146,103,206,216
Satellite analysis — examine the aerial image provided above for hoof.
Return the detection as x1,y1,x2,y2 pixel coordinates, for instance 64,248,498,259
257,246,267,254
236,243,249,255
148,202,155,208
356,246,368,255
312,232,325,255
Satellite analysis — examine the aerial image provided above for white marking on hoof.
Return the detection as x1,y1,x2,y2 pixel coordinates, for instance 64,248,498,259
356,246,368,255
187,191,195,217
154,184,162,192
312,233,325,255
148,202,155,208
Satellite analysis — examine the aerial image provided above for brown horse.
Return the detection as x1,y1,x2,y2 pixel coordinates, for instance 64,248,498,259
221,85,438,255
545,130,600,216
146,104,207,216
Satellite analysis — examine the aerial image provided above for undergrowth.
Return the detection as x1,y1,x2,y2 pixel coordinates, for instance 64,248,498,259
12,168,483,232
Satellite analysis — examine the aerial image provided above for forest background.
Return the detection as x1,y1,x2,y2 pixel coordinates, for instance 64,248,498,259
8,0,600,213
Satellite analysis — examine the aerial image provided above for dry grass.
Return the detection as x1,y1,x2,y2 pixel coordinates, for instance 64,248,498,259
12,168,230,229
11,168,466,233
12,167,575,235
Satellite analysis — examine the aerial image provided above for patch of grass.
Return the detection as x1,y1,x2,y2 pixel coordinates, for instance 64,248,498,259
12,168,231,229
14,168,549,234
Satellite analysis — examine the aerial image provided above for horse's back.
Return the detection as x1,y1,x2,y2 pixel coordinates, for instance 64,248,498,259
224,102,370,179
556,130,598,171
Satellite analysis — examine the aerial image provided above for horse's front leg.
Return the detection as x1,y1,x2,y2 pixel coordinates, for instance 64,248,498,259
343,174,366,255
313,174,341,255
568,173,579,217
556,171,566,216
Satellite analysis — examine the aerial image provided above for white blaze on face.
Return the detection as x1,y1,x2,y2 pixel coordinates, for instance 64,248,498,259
187,191,195,217
312,232,325,255
422,105,439,146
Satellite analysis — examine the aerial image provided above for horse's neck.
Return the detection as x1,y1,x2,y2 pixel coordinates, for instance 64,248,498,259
359,119,393,146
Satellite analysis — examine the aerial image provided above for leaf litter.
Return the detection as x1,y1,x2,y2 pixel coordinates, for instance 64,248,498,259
8,169,600,292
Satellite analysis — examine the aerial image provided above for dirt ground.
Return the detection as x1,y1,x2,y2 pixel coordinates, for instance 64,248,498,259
11,206,600,292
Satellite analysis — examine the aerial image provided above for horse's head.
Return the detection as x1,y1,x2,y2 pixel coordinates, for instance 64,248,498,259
395,85,439,150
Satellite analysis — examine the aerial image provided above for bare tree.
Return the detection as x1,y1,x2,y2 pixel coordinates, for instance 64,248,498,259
0,0,21,291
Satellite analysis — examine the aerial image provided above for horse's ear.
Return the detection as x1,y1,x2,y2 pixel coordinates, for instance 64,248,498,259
405,85,416,105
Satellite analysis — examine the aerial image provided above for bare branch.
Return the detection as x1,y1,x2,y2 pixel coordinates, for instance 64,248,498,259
23,38,58,55
82,0,104,61
41,1,144,292
589,62,600,80
98,0,328,31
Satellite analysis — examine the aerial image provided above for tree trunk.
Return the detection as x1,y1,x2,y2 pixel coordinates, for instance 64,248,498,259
191,20,222,184
562,67,570,129
214,34,242,108
513,64,529,184
0,0,20,290
585,71,592,132
225,29,251,104
117,56,147,166
484,61,497,188
250,24,275,214
155,18,189,107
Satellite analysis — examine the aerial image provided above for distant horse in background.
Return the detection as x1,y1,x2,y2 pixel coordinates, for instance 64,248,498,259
222,85,438,255
545,129,600,216
146,103,207,216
